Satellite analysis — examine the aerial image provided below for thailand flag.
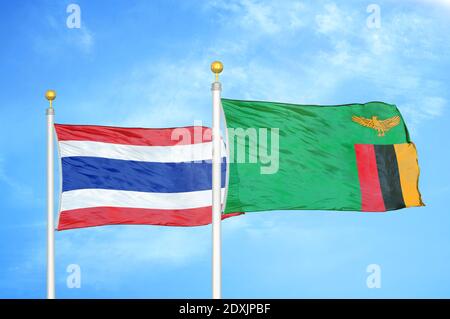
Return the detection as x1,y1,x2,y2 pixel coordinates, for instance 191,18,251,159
54,124,240,230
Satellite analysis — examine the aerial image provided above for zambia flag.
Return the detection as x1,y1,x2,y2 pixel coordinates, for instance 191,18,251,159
221,99,424,214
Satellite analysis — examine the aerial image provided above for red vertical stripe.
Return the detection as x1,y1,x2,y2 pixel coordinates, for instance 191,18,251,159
354,144,386,212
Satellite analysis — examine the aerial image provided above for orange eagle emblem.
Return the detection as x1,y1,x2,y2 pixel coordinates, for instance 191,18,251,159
352,115,401,136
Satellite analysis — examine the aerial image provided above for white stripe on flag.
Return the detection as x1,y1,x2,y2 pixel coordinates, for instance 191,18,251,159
59,140,227,163
60,188,226,211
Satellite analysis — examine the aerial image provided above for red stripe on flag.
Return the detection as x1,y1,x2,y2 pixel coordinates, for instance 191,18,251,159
354,144,386,212
57,206,242,230
54,124,212,146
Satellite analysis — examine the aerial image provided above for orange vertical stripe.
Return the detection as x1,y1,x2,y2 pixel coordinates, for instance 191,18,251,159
394,143,424,208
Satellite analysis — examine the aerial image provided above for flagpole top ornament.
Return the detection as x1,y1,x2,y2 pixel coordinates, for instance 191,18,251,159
211,61,223,82
45,90,56,108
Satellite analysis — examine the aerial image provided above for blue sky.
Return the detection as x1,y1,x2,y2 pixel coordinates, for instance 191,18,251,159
1,0,450,298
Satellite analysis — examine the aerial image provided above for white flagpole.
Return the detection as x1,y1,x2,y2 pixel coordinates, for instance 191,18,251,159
45,90,56,299
211,61,223,299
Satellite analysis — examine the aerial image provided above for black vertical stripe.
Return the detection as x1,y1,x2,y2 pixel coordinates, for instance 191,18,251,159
374,145,405,210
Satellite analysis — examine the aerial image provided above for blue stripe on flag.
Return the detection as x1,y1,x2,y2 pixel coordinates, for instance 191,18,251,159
62,156,226,193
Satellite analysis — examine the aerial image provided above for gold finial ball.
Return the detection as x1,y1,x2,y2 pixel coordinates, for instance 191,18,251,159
45,90,57,101
211,61,223,74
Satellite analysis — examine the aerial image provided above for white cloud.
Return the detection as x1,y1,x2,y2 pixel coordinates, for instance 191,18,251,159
402,96,447,128
424,97,447,117
32,2,448,291
200,1,448,127
315,3,352,34
418,0,450,8
117,58,213,127
206,0,306,36
104,1,447,129
33,14,94,56
75,27,94,53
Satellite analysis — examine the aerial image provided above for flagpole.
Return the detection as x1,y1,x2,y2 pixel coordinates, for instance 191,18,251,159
45,90,56,299
211,61,223,299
